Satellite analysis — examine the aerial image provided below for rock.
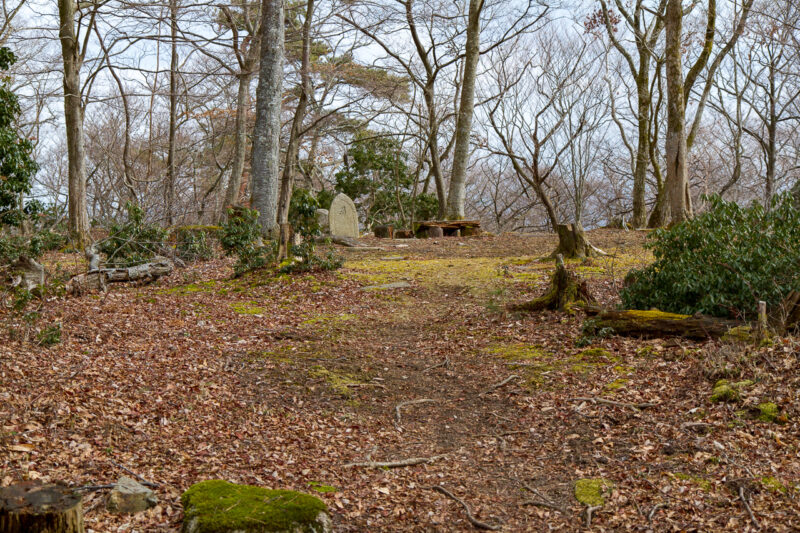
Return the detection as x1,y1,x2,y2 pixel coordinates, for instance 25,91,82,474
106,477,157,514
379,256,406,261
315,209,329,232
328,193,359,239
573,478,614,507
181,480,332,533
360,281,411,291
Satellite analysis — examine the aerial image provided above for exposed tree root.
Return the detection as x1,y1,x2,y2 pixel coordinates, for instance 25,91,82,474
432,486,501,531
394,398,435,424
479,375,519,396
569,397,657,411
344,454,447,468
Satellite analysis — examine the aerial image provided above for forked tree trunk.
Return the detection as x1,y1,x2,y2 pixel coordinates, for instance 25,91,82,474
553,223,593,259
0,481,84,533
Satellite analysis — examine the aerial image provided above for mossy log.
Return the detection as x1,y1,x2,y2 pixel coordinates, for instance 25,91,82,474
584,307,746,340
0,481,84,533
512,255,595,313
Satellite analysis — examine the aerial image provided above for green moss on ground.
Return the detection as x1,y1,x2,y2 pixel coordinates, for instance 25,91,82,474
230,301,267,315
308,482,337,494
181,479,329,533
673,472,712,492
757,402,779,422
574,478,614,507
761,476,788,494
711,379,753,403
308,366,363,398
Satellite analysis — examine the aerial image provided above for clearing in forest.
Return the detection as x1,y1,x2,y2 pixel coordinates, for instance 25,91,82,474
1,231,798,531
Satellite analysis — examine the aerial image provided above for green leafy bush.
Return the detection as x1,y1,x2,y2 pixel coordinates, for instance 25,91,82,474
0,47,39,227
289,188,322,238
174,227,215,262
621,194,800,319
98,203,167,267
220,207,275,276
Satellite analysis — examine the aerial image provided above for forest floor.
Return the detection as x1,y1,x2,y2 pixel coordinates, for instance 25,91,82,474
1,230,799,532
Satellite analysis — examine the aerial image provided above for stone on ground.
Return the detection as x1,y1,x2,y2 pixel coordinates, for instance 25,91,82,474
181,480,332,533
106,476,158,514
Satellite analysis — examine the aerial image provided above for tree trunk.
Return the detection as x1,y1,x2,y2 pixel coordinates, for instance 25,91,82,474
222,70,254,217
583,307,746,340
553,223,591,259
664,0,688,225
166,0,179,226
444,0,481,220
276,0,314,259
0,481,84,533
423,86,446,219
58,0,89,246
250,0,284,237
632,63,651,228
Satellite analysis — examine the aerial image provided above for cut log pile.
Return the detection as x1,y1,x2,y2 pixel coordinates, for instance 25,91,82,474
66,258,173,296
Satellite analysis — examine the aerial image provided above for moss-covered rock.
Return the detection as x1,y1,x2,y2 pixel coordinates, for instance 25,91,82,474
181,480,332,533
573,478,614,507
710,379,753,403
757,402,779,423
761,476,788,494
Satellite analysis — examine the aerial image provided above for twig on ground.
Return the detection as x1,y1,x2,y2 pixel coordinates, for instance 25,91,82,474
738,486,760,530
110,459,159,488
648,503,667,522
521,484,567,515
344,454,447,468
394,398,435,424
432,486,501,530
479,375,520,396
423,356,450,372
74,484,116,492
569,397,657,411
583,505,602,528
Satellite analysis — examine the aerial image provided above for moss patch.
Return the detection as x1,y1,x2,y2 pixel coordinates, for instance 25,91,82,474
230,301,267,315
308,366,363,398
757,402,779,423
308,482,337,494
761,476,788,494
711,379,753,403
673,472,712,492
181,479,329,533
574,478,614,507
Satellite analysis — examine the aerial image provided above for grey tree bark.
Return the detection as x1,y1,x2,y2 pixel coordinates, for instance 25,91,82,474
250,0,284,236
445,0,482,220
664,0,689,225
58,0,90,246
165,0,179,226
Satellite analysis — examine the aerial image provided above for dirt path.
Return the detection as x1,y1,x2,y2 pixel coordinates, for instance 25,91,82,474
1,231,798,531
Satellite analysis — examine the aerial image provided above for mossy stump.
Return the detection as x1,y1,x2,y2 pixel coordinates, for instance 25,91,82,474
181,480,332,533
0,481,84,533
512,255,595,313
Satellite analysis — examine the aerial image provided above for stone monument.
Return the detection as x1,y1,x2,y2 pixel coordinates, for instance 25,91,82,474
328,193,359,238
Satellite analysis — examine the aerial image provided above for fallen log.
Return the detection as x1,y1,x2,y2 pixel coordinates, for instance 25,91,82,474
8,256,45,291
0,481,84,533
67,258,173,296
583,307,747,340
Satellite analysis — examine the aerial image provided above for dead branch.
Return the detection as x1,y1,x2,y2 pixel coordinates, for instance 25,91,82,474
423,356,450,372
432,486,501,531
569,397,657,411
648,502,667,522
583,505,602,528
344,454,447,468
521,483,567,515
738,486,759,530
110,459,159,488
479,375,520,396
394,398,435,424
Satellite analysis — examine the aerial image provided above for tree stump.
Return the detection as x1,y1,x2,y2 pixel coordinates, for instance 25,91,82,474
511,255,595,313
0,481,84,533
374,225,394,239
